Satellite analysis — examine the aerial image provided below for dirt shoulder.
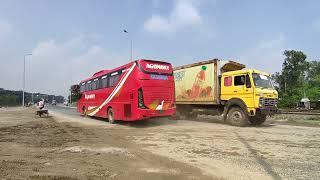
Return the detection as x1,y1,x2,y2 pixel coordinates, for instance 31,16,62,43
0,108,212,180
1,108,319,180
130,117,320,180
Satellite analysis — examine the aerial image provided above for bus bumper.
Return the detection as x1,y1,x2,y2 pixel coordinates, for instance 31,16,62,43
134,107,176,120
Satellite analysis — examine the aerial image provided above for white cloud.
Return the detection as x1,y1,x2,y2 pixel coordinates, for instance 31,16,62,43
144,0,202,34
239,35,286,73
0,19,12,38
144,15,173,33
29,34,127,97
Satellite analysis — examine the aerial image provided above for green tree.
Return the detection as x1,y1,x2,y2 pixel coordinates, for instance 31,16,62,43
282,50,308,90
308,61,320,79
68,94,80,104
304,61,320,101
274,50,309,107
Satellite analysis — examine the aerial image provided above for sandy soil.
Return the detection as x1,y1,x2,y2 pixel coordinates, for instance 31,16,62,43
131,117,320,180
1,107,320,179
0,108,212,180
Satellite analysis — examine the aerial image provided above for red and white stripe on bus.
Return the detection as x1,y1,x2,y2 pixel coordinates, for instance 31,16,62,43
77,59,176,122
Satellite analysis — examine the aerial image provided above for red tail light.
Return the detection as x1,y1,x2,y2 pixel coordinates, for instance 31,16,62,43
138,88,147,109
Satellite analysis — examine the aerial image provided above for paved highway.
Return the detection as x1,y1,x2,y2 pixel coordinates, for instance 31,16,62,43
47,104,80,117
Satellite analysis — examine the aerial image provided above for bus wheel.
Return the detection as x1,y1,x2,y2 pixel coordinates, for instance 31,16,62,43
108,108,115,124
82,107,87,116
227,107,248,127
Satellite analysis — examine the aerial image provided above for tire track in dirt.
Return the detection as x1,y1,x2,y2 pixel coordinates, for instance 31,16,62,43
234,131,282,180
0,108,215,180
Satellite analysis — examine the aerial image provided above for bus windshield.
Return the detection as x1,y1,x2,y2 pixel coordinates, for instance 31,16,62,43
252,73,274,89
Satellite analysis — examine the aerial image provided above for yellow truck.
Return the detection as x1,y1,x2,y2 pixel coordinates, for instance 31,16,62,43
174,59,278,126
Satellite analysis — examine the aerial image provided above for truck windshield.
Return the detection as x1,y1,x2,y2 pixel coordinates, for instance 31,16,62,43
252,73,274,89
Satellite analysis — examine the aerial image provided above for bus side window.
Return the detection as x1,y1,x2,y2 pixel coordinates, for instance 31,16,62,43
95,78,100,89
109,74,120,87
92,81,96,90
86,81,92,91
80,83,85,92
92,79,98,90
101,76,108,88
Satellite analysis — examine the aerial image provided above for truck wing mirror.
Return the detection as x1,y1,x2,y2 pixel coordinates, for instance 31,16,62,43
245,74,251,88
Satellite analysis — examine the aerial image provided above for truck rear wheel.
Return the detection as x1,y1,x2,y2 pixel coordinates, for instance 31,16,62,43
176,111,197,120
175,111,184,120
188,112,197,119
176,106,196,120
249,114,267,125
227,107,248,127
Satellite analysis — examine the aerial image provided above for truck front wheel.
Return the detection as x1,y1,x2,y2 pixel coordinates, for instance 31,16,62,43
227,107,248,127
249,114,266,125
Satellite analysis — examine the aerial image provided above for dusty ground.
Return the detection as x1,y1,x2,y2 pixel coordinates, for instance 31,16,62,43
1,107,320,180
0,108,211,180
131,117,320,180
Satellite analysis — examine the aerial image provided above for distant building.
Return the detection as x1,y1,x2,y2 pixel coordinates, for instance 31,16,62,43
297,98,311,110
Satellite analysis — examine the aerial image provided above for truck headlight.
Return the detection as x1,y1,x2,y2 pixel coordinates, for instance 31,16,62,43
259,97,264,107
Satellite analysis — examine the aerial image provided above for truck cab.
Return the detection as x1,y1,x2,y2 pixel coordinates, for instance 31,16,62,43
174,59,278,126
220,69,278,126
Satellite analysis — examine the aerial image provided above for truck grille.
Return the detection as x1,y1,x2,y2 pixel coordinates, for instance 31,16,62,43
259,98,278,108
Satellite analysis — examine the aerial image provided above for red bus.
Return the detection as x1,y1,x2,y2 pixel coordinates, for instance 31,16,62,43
77,59,176,123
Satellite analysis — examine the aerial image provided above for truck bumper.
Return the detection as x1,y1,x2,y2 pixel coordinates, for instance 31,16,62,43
259,108,278,115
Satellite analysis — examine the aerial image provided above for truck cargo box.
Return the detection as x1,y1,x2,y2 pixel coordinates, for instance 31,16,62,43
174,59,245,105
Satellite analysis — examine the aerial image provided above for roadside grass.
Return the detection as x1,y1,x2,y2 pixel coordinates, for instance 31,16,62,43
306,116,320,121
270,114,320,127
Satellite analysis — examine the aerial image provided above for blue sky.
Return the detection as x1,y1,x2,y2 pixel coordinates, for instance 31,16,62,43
0,0,319,97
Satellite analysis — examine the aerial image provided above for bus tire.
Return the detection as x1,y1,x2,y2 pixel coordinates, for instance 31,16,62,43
108,108,115,124
227,107,248,127
81,106,86,116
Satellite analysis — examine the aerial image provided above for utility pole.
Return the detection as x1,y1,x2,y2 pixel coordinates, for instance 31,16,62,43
70,88,72,106
123,29,133,61
130,38,133,61
22,56,25,106
22,54,32,107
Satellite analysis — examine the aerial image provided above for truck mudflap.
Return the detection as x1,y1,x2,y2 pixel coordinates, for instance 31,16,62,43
259,108,279,116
